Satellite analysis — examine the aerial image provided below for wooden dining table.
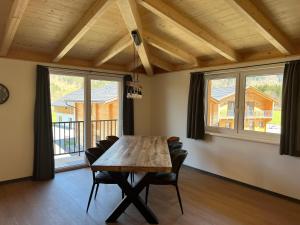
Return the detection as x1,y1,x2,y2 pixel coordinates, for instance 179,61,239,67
91,135,172,224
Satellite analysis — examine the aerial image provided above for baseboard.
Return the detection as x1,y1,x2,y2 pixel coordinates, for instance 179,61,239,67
0,176,32,185
183,165,300,204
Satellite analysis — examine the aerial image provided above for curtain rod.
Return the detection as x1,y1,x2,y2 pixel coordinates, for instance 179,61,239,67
45,65,128,78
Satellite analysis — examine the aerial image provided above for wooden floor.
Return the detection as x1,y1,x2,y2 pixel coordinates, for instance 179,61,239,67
0,167,300,225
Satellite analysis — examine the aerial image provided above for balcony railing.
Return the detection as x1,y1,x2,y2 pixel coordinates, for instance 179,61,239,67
52,119,117,156
245,110,273,118
219,110,273,119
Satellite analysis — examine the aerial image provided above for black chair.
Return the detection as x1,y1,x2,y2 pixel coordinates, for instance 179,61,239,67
145,149,188,214
106,135,119,143
85,147,128,212
168,141,183,153
167,136,180,144
96,139,114,150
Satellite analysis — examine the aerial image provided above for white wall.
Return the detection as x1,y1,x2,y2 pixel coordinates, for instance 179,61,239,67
0,59,36,181
0,58,152,182
150,71,300,200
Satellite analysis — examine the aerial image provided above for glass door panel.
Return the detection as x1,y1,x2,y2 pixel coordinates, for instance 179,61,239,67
50,74,86,169
90,79,120,147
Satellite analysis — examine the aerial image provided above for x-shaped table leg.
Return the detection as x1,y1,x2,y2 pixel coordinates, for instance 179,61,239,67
106,173,158,224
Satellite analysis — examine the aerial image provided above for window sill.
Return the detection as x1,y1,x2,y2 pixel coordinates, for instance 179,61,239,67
205,132,280,145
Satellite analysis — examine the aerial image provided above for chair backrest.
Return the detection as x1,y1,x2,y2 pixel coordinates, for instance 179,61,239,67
85,147,106,166
171,149,188,176
168,141,183,152
167,136,180,144
96,140,114,150
106,135,119,143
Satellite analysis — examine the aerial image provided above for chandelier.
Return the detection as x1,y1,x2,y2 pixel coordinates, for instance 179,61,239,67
126,30,143,99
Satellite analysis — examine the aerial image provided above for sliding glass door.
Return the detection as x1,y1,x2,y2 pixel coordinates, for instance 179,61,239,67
50,71,122,170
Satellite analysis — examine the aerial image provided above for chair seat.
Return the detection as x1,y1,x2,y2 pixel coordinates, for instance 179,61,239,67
147,172,177,185
95,171,129,184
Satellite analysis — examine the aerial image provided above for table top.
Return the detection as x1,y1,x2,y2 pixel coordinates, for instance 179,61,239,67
92,136,172,173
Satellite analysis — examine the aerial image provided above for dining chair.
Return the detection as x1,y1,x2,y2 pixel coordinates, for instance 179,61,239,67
145,149,188,214
168,141,183,153
96,139,114,150
106,135,119,143
85,147,128,212
167,136,180,144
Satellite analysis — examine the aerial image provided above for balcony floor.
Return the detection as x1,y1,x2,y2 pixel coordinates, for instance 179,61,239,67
55,153,86,170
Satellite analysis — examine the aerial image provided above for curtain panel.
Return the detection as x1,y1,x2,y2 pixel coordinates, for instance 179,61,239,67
280,60,300,157
33,65,55,180
187,72,205,140
123,75,134,135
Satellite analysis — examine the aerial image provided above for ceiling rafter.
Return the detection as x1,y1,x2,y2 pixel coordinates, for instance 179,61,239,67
116,0,153,75
151,55,174,71
52,0,114,62
138,0,240,62
6,49,127,72
0,0,30,56
226,0,293,55
143,30,198,65
94,34,132,67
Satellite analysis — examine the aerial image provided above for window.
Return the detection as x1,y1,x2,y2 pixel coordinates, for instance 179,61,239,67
205,66,283,141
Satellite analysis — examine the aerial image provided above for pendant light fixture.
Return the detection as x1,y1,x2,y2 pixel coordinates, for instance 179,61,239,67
126,30,143,100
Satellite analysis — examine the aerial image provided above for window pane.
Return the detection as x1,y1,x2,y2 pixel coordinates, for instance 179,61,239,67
244,74,283,134
207,78,236,129
90,80,120,147
50,74,85,169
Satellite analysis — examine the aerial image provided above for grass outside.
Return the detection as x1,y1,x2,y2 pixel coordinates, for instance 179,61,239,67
269,110,281,125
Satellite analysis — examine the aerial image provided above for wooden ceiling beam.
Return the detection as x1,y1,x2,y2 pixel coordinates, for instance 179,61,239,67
0,0,30,56
138,0,240,62
143,30,198,65
151,55,174,71
226,0,293,55
52,0,113,62
5,49,128,72
117,0,153,75
127,54,174,72
94,35,132,67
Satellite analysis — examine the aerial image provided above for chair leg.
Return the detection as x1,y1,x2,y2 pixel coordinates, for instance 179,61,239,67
130,173,134,184
175,184,184,214
145,184,149,205
86,183,95,213
94,184,99,199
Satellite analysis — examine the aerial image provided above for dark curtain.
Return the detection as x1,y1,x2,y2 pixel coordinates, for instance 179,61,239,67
123,75,134,135
187,72,205,139
280,60,300,157
33,65,55,180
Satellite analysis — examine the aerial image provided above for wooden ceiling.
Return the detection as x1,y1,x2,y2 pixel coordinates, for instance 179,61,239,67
0,0,300,75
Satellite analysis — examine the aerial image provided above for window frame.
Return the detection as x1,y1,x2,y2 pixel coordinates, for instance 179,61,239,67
204,65,284,142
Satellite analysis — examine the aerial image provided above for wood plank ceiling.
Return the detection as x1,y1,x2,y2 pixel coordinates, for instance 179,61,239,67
0,0,300,75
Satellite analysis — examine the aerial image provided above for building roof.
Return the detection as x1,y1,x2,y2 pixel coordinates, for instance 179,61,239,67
211,86,277,102
211,86,236,101
53,83,118,107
